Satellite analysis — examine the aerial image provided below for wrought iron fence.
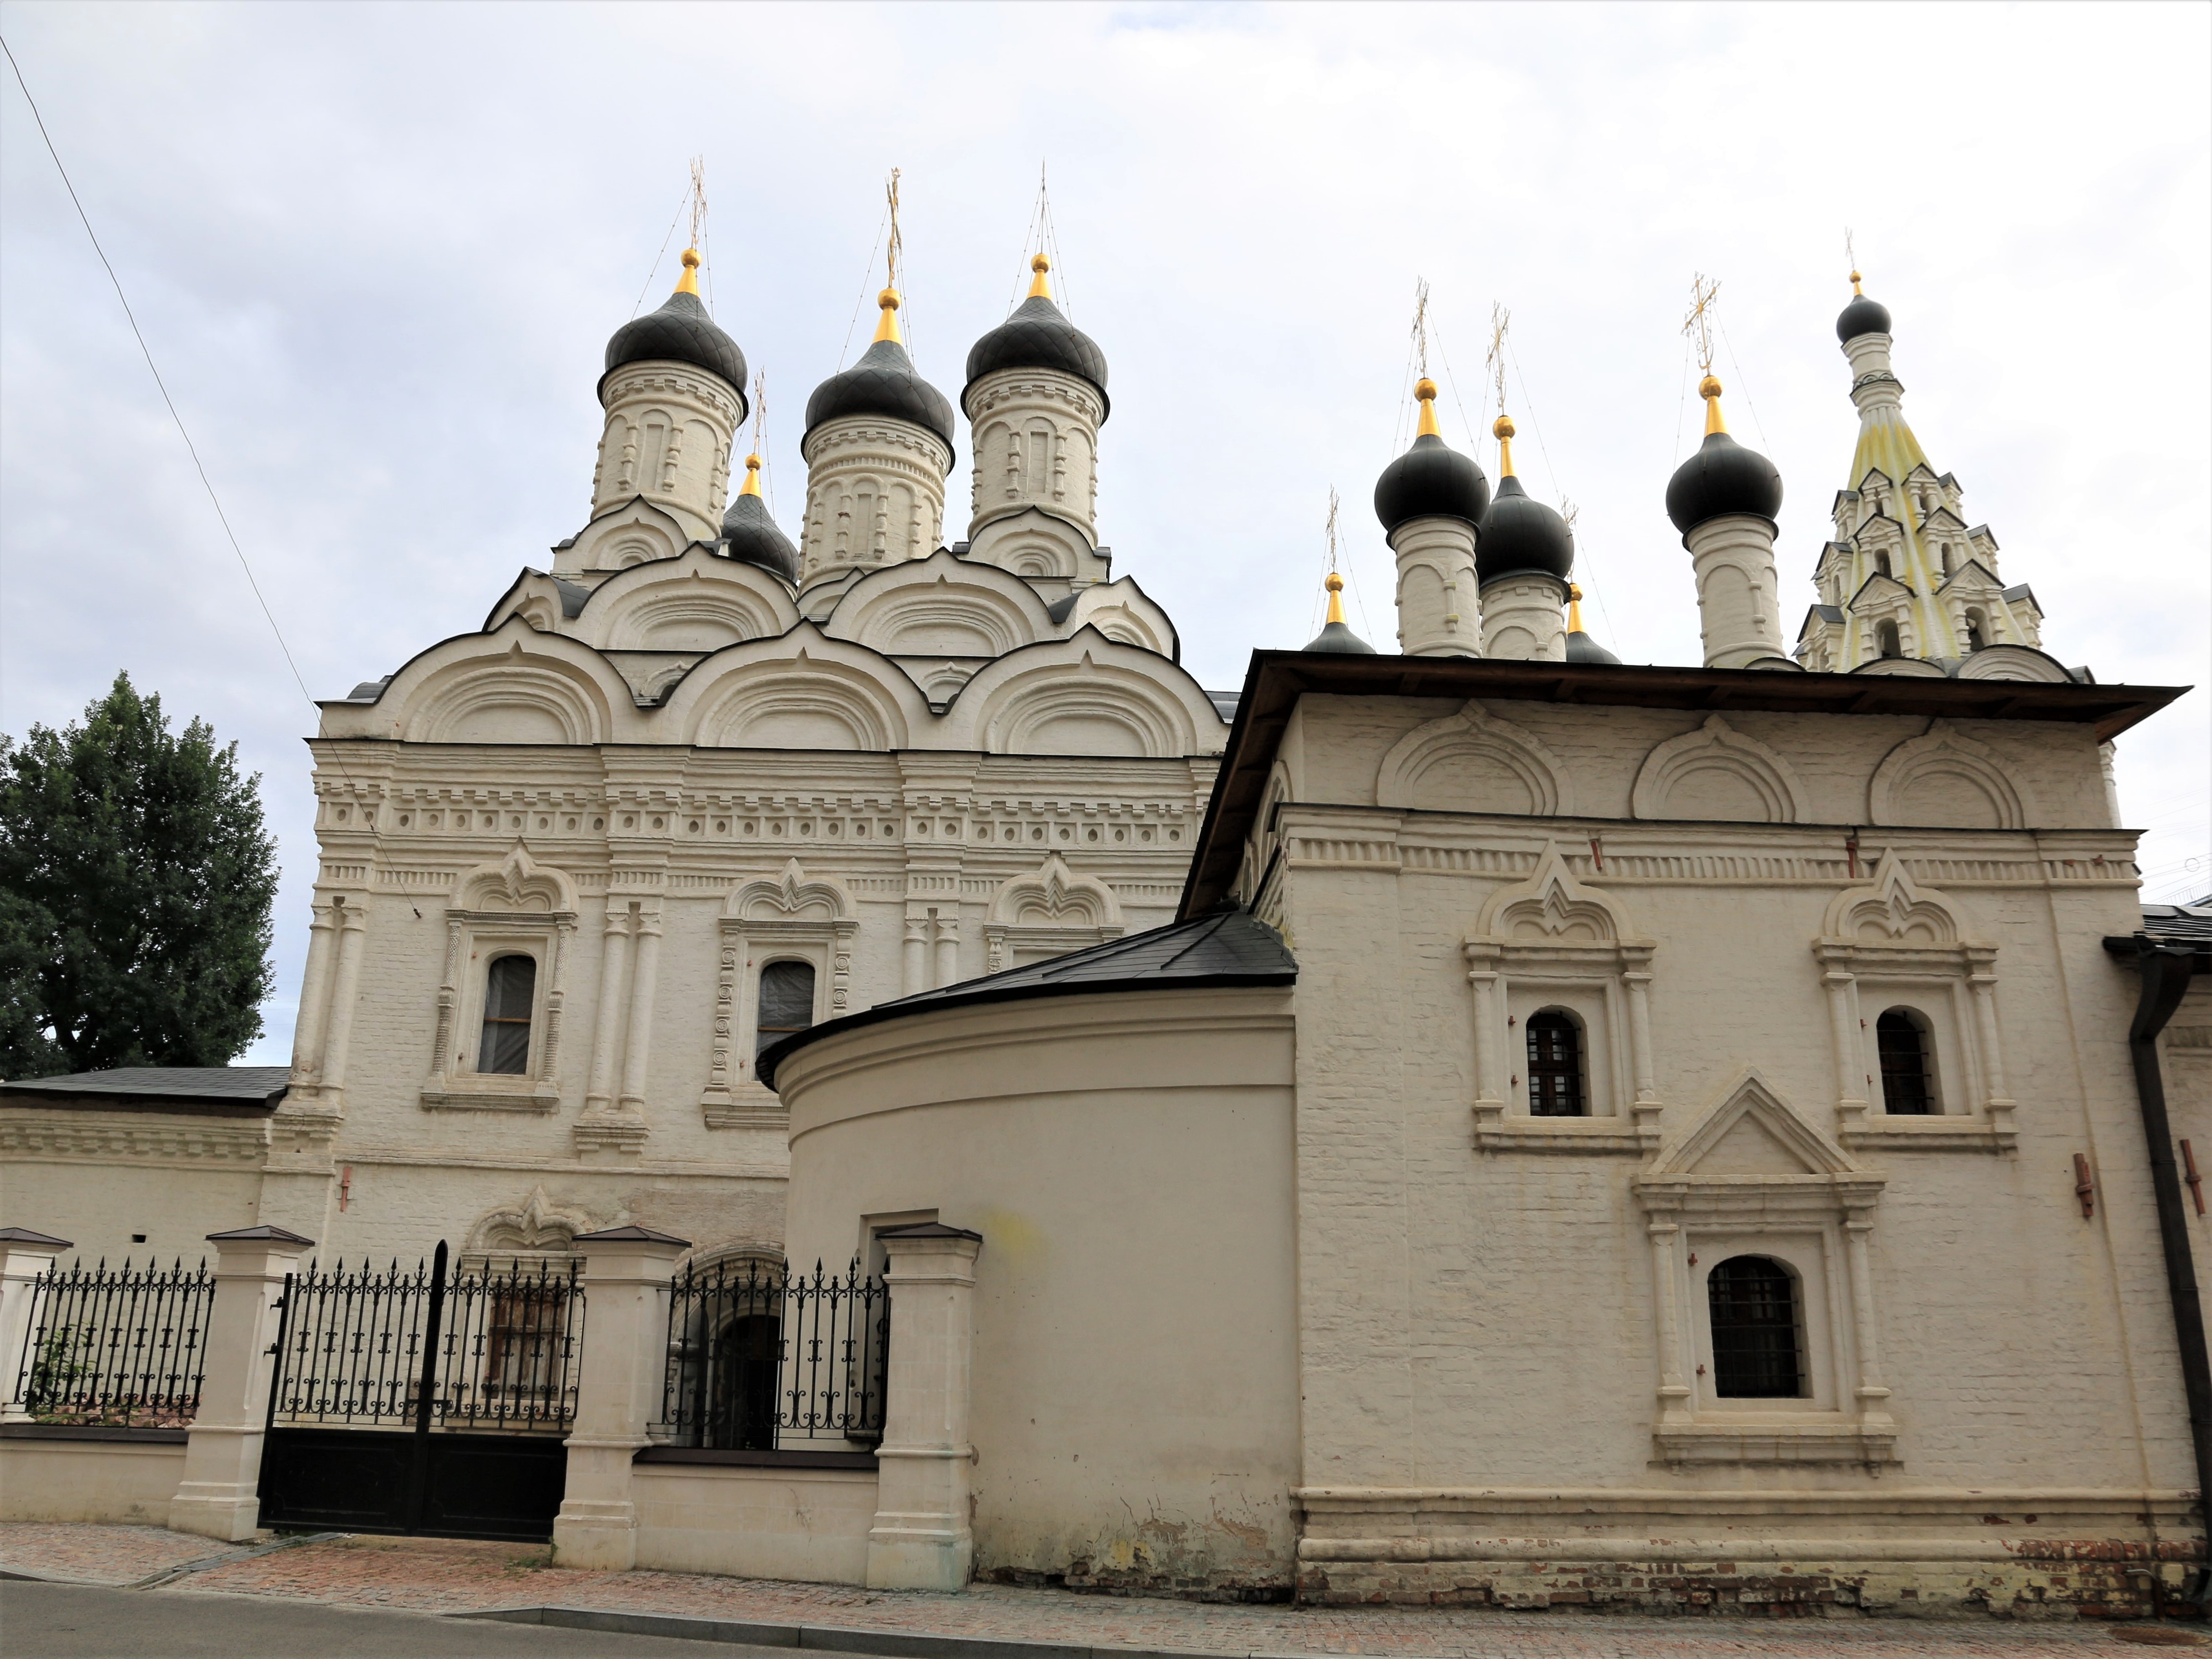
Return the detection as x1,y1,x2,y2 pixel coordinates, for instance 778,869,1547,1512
269,1242,583,1433
657,1257,888,1450
10,1257,216,1426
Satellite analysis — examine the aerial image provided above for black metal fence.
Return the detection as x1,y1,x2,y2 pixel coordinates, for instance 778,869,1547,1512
269,1241,583,1433
10,1258,216,1426
657,1258,888,1450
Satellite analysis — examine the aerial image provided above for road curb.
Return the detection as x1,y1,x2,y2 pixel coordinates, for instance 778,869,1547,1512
452,1604,1244,1659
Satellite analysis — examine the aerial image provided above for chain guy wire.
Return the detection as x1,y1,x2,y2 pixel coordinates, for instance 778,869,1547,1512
632,189,690,320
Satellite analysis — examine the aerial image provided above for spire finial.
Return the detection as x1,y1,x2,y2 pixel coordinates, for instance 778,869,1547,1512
1683,273,1720,375
874,168,906,344
1699,372,1728,436
1324,569,1347,625
1415,376,1441,439
873,286,903,344
1028,251,1052,300
739,452,764,498
1845,227,1862,294
1492,412,1517,477
739,371,766,499
676,157,708,297
1567,581,1586,633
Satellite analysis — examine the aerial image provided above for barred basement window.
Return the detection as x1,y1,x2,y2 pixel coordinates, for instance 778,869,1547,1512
1877,1008,1935,1114
1525,1010,1585,1118
477,955,536,1075
1708,1255,1804,1398
756,961,816,1059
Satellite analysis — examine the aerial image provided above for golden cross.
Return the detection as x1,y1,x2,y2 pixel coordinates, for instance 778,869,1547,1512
886,167,903,290
751,371,766,457
688,157,707,250
1683,273,1720,374
1487,303,1510,420
1410,278,1430,377
1326,486,1341,571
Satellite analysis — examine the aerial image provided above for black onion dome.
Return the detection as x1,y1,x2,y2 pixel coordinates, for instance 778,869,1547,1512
1475,474,1574,584
1836,292,1893,343
962,295,1110,418
1665,430,1784,534
720,489,800,584
804,337,956,452
1565,629,1621,666
1374,435,1490,536
602,290,749,413
1304,618,1376,654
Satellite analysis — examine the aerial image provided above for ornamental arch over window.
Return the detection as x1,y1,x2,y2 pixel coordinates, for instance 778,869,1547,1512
422,850,577,1115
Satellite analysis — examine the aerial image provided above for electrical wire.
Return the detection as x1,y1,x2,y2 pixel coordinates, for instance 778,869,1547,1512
2,33,320,719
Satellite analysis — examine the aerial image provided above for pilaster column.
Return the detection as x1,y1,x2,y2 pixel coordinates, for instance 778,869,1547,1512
1645,1215,1693,1425
617,906,664,1113
1621,950,1662,1142
1820,948,1869,1131
1966,947,2015,1135
584,902,634,1115
902,914,928,998
1464,947,1506,1139
552,1225,691,1570
0,1229,69,1423
288,899,339,1089
167,1226,312,1541
932,914,962,990
867,1223,984,1592
1842,1203,1894,1430
314,900,370,1103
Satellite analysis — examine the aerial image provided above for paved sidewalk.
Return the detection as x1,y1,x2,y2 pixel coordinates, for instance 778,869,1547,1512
0,1525,2196,1657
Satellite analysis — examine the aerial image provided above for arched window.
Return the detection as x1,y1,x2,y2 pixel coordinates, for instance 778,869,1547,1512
1964,608,1987,652
756,960,816,1059
1708,1255,1803,1397
477,955,536,1074
1876,620,1903,658
1877,1008,1936,1114
1873,551,1892,580
1525,1010,1584,1118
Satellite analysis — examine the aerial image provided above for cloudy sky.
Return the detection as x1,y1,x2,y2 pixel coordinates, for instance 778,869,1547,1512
2,1,2206,1065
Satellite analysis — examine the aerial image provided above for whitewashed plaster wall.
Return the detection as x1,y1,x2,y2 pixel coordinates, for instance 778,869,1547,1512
1249,690,2183,1606
776,986,1301,1595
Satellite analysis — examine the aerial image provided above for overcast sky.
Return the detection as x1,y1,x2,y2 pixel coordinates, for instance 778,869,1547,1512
2,1,2206,1066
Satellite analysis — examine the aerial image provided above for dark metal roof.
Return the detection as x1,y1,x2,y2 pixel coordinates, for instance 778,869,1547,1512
758,907,1296,1087
1837,293,1893,343
0,1066,289,1114
601,291,749,410
1666,430,1783,535
1374,433,1489,535
962,295,1109,418
1302,619,1376,654
1478,475,1575,584
1564,630,1622,666
720,491,801,583
805,337,956,450
1179,650,2193,917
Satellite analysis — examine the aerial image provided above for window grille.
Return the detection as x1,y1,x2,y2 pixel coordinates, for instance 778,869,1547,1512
1525,1011,1584,1117
756,960,816,1059
1877,1009,1934,1114
1708,1255,1803,1398
478,955,536,1074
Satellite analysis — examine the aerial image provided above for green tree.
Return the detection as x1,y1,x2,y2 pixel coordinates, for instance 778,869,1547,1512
0,673,277,1077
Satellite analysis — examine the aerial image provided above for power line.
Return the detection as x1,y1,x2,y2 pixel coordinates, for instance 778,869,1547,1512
2,32,319,718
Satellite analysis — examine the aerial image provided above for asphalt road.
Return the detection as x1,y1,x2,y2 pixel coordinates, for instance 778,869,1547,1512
0,1581,811,1658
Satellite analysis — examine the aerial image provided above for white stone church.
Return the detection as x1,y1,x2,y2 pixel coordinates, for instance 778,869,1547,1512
4,239,2209,1620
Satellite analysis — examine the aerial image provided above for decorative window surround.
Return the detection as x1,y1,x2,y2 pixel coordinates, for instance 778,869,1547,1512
701,860,857,1130
1815,853,2015,1153
982,853,1124,974
460,1185,597,1270
421,850,576,1115
1635,1070,1896,1470
1462,846,1661,1154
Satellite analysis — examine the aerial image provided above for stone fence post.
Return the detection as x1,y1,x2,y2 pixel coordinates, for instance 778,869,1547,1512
866,1222,983,1592
168,1225,313,1541
0,1229,71,1423
553,1224,689,1570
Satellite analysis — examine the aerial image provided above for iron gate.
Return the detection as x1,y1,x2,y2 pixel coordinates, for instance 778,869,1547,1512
257,1241,582,1541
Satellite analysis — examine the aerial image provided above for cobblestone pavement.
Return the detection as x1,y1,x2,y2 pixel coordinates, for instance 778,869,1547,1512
0,1522,250,1585
0,1526,2199,1656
